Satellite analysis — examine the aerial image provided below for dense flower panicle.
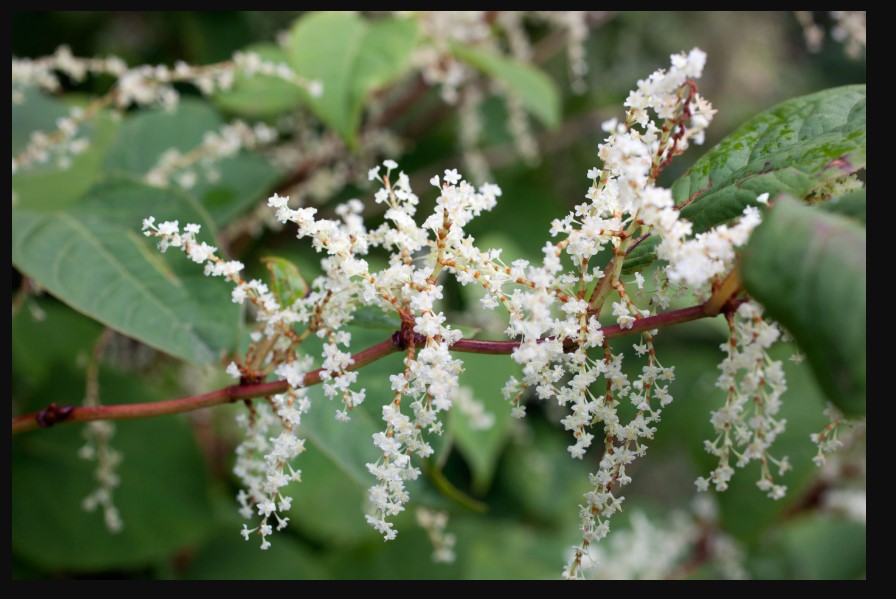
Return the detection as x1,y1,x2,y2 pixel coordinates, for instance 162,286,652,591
145,120,278,189
233,387,309,549
79,421,124,534
145,161,505,542
695,301,789,500
141,47,801,578
582,496,747,580
12,47,321,175
416,507,457,563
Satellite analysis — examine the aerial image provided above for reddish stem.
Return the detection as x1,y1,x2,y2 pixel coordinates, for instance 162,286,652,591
12,300,720,436
12,338,399,435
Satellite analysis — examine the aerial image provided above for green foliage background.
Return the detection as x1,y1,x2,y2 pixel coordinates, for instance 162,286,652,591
12,12,865,579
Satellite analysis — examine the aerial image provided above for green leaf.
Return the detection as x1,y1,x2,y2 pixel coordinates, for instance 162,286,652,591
350,304,401,330
496,419,593,525
748,514,866,579
741,196,865,416
621,235,661,275
453,45,561,128
285,12,418,146
261,256,309,307
449,353,518,494
12,369,215,571
104,99,280,226
12,177,240,364
455,516,570,579
674,85,866,233
13,299,104,386
213,43,305,118
283,373,393,544
187,526,328,579
820,188,865,225
12,86,71,153
13,88,122,211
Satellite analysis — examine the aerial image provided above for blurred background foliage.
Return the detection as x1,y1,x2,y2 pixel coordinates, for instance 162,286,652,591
12,11,865,579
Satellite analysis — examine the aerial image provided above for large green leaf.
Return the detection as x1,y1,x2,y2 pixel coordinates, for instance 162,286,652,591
453,45,561,128
284,12,418,147
741,196,865,416
12,177,240,364
674,85,866,233
449,353,517,494
12,299,104,387
820,188,865,225
187,526,328,579
213,43,306,119
748,514,865,579
12,369,215,571
104,99,280,226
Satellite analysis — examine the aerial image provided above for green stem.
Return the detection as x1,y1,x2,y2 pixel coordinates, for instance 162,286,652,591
588,221,642,312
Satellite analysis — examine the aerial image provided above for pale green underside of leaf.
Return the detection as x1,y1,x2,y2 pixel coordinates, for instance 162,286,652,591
103,99,280,227
453,44,561,128
213,43,306,119
285,12,418,147
741,196,865,416
12,177,240,364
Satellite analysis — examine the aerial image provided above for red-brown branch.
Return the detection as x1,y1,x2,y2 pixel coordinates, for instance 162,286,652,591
12,338,399,435
12,295,730,436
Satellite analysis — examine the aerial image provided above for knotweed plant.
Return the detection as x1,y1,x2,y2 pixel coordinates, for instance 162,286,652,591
137,49,807,577
12,12,866,580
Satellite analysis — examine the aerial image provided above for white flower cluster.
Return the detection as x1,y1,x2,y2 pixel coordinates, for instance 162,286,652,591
412,11,494,104
12,106,92,174
234,386,309,550
695,301,790,500
12,46,321,175
142,48,790,577
12,45,127,100
810,402,866,469
78,420,124,534
830,11,866,59
271,162,506,539
452,386,496,431
416,507,457,563
144,161,504,543
142,218,318,548
584,496,747,580
535,11,594,94
794,11,866,59
145,119,279,189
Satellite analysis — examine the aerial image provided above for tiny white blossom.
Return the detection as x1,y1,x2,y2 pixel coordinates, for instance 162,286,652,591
443,168,461,185
226,362,241,379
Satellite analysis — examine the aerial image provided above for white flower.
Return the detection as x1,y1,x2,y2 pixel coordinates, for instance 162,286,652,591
443,168,461,185
226,362,241,379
